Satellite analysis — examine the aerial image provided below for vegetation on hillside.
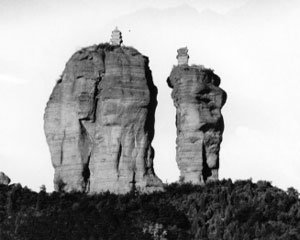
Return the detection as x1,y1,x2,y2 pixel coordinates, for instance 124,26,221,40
0,179,299,240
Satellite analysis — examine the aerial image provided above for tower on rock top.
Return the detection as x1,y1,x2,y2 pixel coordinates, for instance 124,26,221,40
167,49,227,185
110,27,123,46
44,36,163,194
177,47,189,65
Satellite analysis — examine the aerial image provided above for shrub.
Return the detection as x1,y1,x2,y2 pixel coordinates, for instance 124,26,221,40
0,179,299,239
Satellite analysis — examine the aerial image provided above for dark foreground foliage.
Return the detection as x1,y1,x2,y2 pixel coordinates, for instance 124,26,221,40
0,179,299,240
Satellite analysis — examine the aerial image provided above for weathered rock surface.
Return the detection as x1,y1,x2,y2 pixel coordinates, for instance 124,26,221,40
167,65,227,184
44,43,162,193
0,172,11,185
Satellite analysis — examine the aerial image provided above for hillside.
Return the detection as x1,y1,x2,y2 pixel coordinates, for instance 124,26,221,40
0,180,299,240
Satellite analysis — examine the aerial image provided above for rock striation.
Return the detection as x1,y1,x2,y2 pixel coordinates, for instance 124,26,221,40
167,50,227,184
0,172,11,185
44,43,162,193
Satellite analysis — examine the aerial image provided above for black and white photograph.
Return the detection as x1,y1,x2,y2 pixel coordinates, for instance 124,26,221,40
0,0,300,239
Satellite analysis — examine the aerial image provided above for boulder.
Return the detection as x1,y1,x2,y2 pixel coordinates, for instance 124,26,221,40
0,172,11,185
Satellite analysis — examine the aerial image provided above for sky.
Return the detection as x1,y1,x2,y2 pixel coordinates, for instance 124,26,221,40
0,0,300,192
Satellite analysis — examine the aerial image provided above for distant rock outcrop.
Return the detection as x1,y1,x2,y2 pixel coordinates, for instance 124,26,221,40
167,48,227,183
44,43,162,193
0,172,11,185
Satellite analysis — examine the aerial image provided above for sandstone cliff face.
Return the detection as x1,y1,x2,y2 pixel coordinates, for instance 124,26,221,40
167,66,226,184
44,44,162,193
0,172,11,185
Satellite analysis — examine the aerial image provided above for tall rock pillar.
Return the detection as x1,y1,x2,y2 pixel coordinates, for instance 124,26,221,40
44,29,162,193
167,48,227,184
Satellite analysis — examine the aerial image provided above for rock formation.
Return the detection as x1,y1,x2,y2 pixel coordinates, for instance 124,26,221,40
167,48,227,184
44,36,162,193
0,172,11,185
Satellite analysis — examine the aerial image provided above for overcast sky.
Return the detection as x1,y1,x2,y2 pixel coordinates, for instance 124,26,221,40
0,0,300,192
